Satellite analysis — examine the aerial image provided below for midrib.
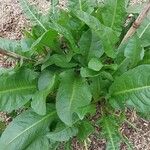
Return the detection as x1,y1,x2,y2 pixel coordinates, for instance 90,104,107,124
8,111,56,145
0,85,36,94
111,0,117,28
114,85,150,96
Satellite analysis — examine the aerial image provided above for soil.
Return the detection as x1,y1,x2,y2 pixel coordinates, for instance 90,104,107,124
0,0,150,150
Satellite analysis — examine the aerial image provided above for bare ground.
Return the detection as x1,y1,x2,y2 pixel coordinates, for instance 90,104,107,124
0,0,150,149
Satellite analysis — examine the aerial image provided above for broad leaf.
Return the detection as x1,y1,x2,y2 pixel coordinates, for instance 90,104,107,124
42,54,77,70
80,67,101,77
124,35,144,67
21,38,34,52
0,68,37,112
88,58,103,71
48,22,79,53
56,71,92,125
137,17,150,47
31,71,57,115
139,50,150,65
0,106,57,150
31,30,58,51
0,37,23,54
47,122,78,142
68,0,97,13
76,104,96,120
78,29,104,61
77,120,94,141
38,70,57,91
101,0,126,33
20,0,47,31
74,10,118,58
110,65,150,113
26,136,49,150
100,116,121,150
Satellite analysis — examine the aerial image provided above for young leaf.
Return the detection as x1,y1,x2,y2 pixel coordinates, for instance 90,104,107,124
78,29,104,61
109,65,150,113
0,106,57,150
31,71,57,115
19,0,47,31
47,122,78,142
77,120,94,141
26,136,49,150
56,71,92,125
101,0,126,33
88,58,103,71
73,10,118,58
68,0,97,13
80,67,101,78
0,68,37,112
48,22,79,53
139,50,150,65
137,17,150,47
124,35,144,67
42,54,77,70
31,92,47,116
38,70,57,91
31,30,58,51
100,116,121,150
75,104,96,120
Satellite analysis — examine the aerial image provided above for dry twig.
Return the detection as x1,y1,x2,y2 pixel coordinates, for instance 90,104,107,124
120,1,150,45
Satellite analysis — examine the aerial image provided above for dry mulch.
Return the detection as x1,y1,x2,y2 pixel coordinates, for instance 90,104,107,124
0,0,150,149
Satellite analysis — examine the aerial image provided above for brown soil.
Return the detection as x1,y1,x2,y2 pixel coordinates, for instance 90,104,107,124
0,0,150,150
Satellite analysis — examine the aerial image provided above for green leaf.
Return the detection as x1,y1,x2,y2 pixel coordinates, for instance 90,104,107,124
31,71,57,115
73,10,118,58
0,106,57,150
100,116,121,150
80,67,101,77
0,121,6,136
124,35,144,67
139,50,150,65
0,68,37,112
42,54,77,70
78,29,104,61
47,122,78,142
48,22,79,53
56,71,92,125
31,30,58,51
19,0,47,31
137,17,150,47
127,2,149,14
26,136,49,150
88,58,103,71
21,38,34,52
38,70,56,91
68,0,97,13
109,65,150,113
0,37,22,54
77,120,94,141
101,0,126,33
76,104,96,120
31,92,47,116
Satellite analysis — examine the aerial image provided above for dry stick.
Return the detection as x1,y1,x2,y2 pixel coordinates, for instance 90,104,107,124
120,1,150,45
0,48,34,61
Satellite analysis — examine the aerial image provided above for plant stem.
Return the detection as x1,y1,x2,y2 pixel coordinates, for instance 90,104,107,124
84,140,88,150
120,1,150,45
125,119,140,132
119,133,134,150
